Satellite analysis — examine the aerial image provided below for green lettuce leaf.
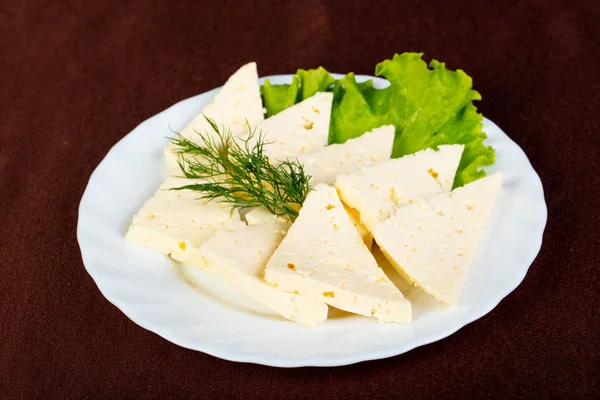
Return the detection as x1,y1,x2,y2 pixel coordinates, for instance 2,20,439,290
261,53,495,187
261,76,300,118
297,67,336,101
330,74,389,143
260,67,335,118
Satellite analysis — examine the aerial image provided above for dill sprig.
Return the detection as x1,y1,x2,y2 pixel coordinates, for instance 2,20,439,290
169,116,312,219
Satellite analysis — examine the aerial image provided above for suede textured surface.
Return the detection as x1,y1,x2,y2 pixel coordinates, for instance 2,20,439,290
0,0,598,398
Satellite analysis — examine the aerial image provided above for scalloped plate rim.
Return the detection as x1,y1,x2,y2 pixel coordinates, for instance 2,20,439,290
77,73,547,367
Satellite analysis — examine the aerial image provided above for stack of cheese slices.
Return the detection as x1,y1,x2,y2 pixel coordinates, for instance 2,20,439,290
126,63,503,326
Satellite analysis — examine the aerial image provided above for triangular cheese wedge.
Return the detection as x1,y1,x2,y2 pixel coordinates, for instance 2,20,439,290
199,208,328,326
296,125,395,185
251,92,333,162
335,144,464,232
126,176,238,267
264,184,411,323
165,62,264,165
373,173,503,305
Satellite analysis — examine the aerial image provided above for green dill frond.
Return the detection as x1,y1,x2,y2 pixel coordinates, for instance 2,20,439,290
169,115,312,219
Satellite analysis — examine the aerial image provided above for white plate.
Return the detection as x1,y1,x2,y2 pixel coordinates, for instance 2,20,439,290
77,74,547,367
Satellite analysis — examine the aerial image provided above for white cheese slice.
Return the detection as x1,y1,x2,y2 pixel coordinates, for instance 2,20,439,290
264,184,411,323
125,176,238,267
199,208,328,327
251,92,333,162
164,62,264,165
344,203,373,249
335,144,464,232
296,125,395,185
373,173,503,305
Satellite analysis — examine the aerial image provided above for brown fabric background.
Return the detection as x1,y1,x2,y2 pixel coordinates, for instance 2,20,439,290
1,0,599,398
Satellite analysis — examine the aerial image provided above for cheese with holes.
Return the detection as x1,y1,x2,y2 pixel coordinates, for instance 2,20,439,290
264,184,411,323
296,125,394,185
125,176,238,266
164,62,264,165
250,92,333,162
335,144,464,232
373,173,503,305
199,208,328,326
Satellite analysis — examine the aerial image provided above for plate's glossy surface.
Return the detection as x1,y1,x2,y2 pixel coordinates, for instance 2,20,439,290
77,74,547,367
